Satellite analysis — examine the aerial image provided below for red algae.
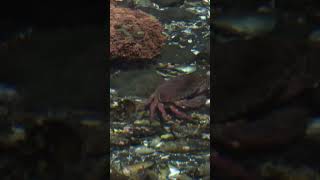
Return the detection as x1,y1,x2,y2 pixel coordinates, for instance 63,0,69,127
110,6,166,60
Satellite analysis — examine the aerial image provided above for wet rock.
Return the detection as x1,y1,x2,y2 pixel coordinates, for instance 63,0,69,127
152,0,185,7
122,161,154,176
110,69,163,97
111,167,130,180
171,123,206,138
110,6,166,60
111,134,130,147
196,162,210,177
176,174,193,180
214,13,276,40
260,162,320,180
160,133,175,140
214,107,310,150
157,140,207,153
139,7,194,23
214,38,305,122
133,0,153,7
157,44,196,64
134,146,155,155
160,7,195,22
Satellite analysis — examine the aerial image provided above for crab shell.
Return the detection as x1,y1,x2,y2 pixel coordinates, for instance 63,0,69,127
156,73,210,103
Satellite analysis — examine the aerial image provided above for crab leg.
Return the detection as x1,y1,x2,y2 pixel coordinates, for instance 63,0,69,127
149,99,157,120
174,95,207,109
169,105,192,120
145,93,155,107
157,103,170,121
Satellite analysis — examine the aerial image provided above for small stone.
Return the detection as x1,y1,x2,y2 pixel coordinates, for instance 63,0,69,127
134,146,155,155
160,133,175,140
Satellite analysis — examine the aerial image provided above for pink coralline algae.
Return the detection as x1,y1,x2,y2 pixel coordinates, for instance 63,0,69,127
110,6,166,60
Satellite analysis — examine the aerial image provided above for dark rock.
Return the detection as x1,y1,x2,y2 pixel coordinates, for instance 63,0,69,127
160,7,194,22
139,7,194,23
153,0,184,7
157,44,196,64
213,37,306,122
214,107,310,150
110,69,163,97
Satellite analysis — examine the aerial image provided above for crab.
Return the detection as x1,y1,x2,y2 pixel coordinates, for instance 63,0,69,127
145,73,209,121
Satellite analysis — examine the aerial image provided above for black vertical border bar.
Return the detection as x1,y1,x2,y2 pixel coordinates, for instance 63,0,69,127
106,0,111,179
210,0,215,177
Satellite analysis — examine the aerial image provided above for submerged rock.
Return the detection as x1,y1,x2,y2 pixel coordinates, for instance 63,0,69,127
260,162,320,180
152,0,185,7
214,13,276,40
110,6,166,60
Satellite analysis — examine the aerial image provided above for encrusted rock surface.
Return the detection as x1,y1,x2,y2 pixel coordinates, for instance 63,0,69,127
110,6,166,60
